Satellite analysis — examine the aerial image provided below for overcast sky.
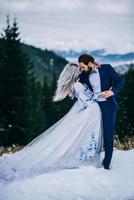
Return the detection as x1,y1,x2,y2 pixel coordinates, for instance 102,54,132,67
0,0,134,53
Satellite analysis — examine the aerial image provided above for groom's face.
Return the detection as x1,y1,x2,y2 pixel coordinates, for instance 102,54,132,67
79,62,93,74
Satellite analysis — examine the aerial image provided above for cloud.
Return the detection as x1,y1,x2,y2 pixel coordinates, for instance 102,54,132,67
95,0,133,15
0,0,133,15
0,0,85,13
0,0,134,53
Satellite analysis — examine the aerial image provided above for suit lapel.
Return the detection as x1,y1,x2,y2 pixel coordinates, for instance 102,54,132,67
98,65,103,91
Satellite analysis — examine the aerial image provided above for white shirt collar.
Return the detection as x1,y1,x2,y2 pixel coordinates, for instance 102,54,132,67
90,67,98,74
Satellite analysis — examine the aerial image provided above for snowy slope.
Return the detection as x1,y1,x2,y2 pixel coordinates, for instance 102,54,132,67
0,149,134,200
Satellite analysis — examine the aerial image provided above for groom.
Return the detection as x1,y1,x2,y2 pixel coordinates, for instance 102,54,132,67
78,54,124,169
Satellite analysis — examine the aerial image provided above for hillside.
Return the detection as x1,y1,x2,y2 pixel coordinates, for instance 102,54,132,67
0,39,68,85
22,44,68,85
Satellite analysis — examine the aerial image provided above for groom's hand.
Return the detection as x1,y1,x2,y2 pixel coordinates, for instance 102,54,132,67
101,87,114,99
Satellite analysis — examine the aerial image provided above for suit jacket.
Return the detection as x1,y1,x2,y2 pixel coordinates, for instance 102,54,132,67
79,64,124,110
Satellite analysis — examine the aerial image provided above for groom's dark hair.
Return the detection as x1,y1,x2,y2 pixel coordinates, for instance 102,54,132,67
78,54,95,65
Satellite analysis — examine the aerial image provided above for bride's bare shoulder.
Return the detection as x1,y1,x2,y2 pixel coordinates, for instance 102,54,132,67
67,88,73,97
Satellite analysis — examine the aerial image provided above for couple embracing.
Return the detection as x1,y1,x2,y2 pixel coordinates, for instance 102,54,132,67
0,54,124,183
53,53,124,170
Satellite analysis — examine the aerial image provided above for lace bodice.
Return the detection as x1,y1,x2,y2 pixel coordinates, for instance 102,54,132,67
71,82,94,110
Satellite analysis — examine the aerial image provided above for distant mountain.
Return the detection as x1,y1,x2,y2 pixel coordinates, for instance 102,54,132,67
1,38,133,80
0,39,68,85
21,46,134,76
114,63,134,74
55,49,106,59
55,49,134,72
21,44,68,85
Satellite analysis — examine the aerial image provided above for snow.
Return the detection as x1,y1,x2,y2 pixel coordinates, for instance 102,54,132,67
0,149,134,200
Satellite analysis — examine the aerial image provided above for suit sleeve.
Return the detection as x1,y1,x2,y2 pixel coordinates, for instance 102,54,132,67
107,64,124,96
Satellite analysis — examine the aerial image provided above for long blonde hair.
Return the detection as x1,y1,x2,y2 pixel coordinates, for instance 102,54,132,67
53,63,80,102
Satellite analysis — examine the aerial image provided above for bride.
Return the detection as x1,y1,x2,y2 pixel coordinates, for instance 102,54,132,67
0,63,104,183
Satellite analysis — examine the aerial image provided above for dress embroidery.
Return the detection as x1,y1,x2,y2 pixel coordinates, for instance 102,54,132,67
79,131,97,161
72,82,94,111
69,82,102,162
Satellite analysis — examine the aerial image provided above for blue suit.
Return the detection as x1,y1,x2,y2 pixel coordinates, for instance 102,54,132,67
79,64,124,168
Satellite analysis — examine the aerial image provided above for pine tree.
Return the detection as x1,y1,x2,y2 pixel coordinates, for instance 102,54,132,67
27,69,46,142
0,15,45,146
0,16,29,145
116,65,134,139
41,76,52,129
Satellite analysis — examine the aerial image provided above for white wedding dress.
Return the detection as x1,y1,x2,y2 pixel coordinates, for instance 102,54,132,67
0,81,104,183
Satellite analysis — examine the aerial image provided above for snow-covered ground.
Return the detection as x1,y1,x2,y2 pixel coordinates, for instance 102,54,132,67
0,149,134,200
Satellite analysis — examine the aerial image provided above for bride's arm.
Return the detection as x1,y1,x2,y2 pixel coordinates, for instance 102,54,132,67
73,82,93,109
